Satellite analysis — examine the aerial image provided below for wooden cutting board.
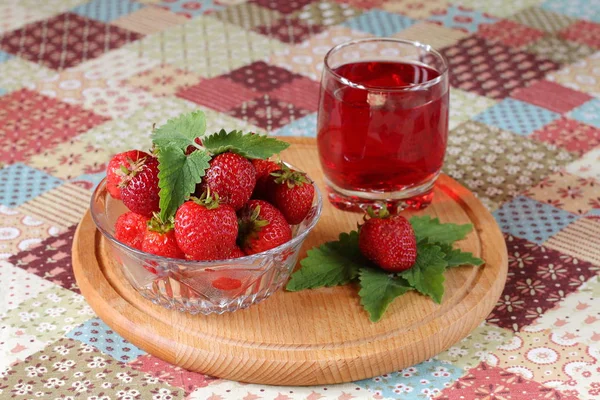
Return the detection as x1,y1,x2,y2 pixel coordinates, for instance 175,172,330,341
73,137,508,386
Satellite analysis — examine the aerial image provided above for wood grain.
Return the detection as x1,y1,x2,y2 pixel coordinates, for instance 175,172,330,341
73,137,508,386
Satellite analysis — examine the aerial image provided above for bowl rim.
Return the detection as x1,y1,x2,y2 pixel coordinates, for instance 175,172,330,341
90,169,323,267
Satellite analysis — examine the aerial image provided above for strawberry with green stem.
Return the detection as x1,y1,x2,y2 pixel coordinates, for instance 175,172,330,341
174,189,238,261
266,164,315,225
106,150,150,199
238,199,292,255
119,156,161,217
358,205,417,272
197,152,256,211
141,214,184,259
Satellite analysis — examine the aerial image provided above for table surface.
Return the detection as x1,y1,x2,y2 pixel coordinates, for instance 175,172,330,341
0,0,599,399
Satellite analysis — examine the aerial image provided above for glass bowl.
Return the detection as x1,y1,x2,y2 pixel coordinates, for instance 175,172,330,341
90,174,322,315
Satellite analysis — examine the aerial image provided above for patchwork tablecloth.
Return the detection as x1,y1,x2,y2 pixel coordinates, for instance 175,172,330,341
1,0,599,399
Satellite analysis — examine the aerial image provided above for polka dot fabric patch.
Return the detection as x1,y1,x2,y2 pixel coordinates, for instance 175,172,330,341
0,164,63,208
493,195,580,244
569,99,600,129
71,0,145,23
541,0,600,23
273,113,317,136
342,8,417,36
66,318,145,362
474,98,561,136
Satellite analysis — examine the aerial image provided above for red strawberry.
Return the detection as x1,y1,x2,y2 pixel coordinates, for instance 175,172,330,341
229,246,246,259
266,165,315,225
141,216,185,259
114,212,149,250
358,207,417,272
238,199,292,255
106,150,150,199
174,192,238,261
251,159,280,199
120,156,160,217
197,152,256,211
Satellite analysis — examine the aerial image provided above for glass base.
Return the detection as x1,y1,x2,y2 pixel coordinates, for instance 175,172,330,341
325,177,436,214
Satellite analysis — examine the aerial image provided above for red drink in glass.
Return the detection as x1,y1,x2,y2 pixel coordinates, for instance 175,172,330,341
317,39,449,212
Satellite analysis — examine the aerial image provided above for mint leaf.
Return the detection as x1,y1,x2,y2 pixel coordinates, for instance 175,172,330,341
203,129,289,159
156,145,211,220
286,231,367,291
358,267,412,322
410,216,473,245
152,110,207,150
399,243,447,303
438,243,484,267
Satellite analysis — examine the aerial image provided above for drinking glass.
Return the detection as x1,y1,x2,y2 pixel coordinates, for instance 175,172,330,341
317,38,449,212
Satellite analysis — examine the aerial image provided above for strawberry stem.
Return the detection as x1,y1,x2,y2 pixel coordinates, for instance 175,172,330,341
190,140,206,152
238,204,269,247
271,163,309,188
193,187,220,210
147,213,175,233
366,204,390,219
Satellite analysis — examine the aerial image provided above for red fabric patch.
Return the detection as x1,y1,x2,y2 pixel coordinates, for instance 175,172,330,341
477,19,545,48
486,234,597,332
0,89,108,164
129,354,216,394
559,20,600,49
531,117,600,156
249,0,317,14
270,76,320,112
228,94,311,131
511,80,593,113
176,77,262,112
0,13,143,70
440,36,560,99
9,225,79,293
438,362,579,400
254,18,325,44
226,61,299,92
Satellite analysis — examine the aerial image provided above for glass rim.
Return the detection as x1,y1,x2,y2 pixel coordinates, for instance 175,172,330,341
323,37,449,92
90,177,323,268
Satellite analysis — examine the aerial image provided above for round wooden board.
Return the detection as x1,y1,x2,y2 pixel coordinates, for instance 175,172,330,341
73,137,507,386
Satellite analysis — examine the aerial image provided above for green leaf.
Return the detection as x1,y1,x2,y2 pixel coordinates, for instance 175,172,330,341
151,110,207,150
286,231,367,291
358,267,413,322
399,243,447,303
410,216,473,245
156,145,211,221
203,129,290,159
438,243,485,268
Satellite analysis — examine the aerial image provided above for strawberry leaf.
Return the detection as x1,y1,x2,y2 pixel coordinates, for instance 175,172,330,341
156,144,211,221
203,129,290,159
152,110,207,150
286,231,367,291
437,243,484,267
399,243,447,304
358,267,413,322
410,216,473,245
